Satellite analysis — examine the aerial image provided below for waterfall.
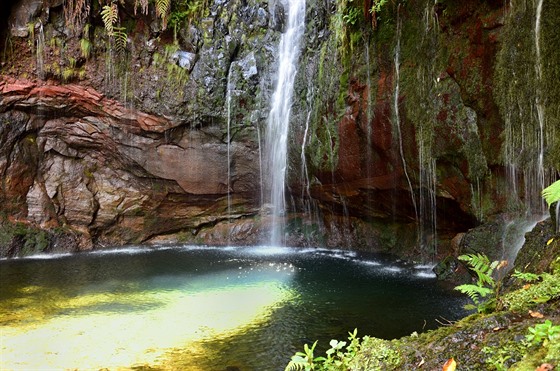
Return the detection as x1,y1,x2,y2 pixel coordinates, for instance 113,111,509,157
533,0,546,215
265,0,306,246
36,21,45,79
300,89,313,207
495,0,550,267
226,68,234,223
418,142,437,260
393,14,419,228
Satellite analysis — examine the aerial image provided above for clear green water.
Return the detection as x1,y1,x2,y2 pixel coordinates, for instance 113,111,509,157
0,246,467,370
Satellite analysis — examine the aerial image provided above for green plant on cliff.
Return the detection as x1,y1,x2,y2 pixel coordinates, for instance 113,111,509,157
168,0,208,40
286,329,365,371
101,3,128,55
542,179,560,207
333,0,364,52
454,253,507,313
526,320,560,347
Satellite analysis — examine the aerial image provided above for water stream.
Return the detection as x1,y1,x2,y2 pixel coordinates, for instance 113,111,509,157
533,0,546,215
393,13,419,227
265,0,306,246
0,246,468,370
226,67,234,224
36,21,45,79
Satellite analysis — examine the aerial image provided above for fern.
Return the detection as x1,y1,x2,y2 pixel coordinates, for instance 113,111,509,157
455,253,506,313
455,284,493,304
155,0,171,30
458,253,498,288
285,341,325,371
113,27,128,55
101,3,118,36
284,360,306,371
542,180,560,207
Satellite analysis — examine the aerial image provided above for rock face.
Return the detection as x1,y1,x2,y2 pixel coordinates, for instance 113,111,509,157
1,0,559,257
0,77,261,247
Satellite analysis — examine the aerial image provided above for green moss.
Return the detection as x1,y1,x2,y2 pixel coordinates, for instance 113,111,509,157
0,222,52,257
502,271,560,312
305,38,342,174
495,0,560,175
349,337,402,370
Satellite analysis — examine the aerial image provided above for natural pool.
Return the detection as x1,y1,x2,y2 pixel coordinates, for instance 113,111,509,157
0,246,468,370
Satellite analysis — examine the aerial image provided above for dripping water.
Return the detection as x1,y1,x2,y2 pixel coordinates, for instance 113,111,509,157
393,12,419,229
418,142,437,260
226,67,234,223
36,21,45,79
300,82,314,212
265,0,306,246
533,0,546,215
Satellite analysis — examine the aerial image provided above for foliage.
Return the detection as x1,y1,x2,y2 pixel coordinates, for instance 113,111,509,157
152,44,189,90
332,0,363,51
542,179,560,207
285,329,363,370
482,341,527,371
502,271,560,312
101,4,128,56
113,27,128,56
167,0,208,42
101,3,118,36
155,0,172,30
80,38,92,59
350,336,401,369
454,253,505,313
526,320,560,347
343,3,361,25
0,222,51,256
80,24,92,59
370,0,389,14
285,340,325,370
512,270,541,283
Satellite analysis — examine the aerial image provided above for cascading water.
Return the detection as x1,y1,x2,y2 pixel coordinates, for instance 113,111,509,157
36,21,45,79
533,0,546,215
418,143,437,259
226,68,234,223
502,0,549,216
265,0,306,246
393,13,419,231
496,0,550,267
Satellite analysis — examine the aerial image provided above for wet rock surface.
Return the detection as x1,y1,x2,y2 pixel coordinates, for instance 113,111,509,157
0,0,559,259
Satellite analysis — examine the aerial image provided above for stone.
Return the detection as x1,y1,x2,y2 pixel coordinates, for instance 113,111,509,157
171,51,197,71
8,0,43,37
239,51,258,80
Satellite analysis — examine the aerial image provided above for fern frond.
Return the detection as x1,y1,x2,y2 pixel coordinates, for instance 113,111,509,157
284,358,306,371
113,27,127,55
458,253,495,287
101,3,118,36
455,284,493,303
155,0,171,30
542,180,560,207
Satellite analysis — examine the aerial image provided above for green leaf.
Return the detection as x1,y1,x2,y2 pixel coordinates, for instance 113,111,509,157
101,4,118,36
542,179,560,207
